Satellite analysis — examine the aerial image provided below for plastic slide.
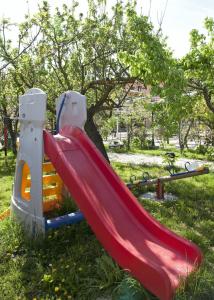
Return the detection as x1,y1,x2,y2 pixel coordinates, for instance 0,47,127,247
44,127,202,300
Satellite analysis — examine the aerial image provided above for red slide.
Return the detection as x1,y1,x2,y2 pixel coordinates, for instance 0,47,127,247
44,127,202,300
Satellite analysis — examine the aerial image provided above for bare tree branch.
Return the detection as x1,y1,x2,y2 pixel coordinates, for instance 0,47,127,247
157,0,168,35
0,29,41,72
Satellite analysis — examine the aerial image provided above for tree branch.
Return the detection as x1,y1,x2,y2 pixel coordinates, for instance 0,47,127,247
0,29,41,72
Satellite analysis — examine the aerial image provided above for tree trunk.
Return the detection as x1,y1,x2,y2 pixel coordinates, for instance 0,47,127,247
183,120,194,150
4,117,17,155
151,111,155,148
178,120,193,154
127,124,130,151
85,116,110,163
178,121,184,154
127,119,133,151
203,87,214,114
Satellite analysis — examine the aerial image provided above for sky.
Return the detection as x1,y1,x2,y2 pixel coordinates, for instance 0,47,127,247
1,0,214,58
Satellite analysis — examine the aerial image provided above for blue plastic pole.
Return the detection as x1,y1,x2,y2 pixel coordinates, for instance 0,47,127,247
45,211,84,230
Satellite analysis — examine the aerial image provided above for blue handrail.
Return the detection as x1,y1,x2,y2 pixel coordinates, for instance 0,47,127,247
56,93,67,134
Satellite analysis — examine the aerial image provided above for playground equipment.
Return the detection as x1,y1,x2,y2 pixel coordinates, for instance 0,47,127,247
10,89,85,234
127,166,209,200
1,88,203,300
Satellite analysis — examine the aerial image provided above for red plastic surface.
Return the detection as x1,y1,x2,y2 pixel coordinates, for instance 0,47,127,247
44,127,202,300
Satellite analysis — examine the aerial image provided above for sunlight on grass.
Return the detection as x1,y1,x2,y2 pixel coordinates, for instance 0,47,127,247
0,152,16,213
0,152,213,299
108,144,210,161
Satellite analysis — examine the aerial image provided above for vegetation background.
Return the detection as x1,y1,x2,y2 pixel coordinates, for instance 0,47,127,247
0,1,214,299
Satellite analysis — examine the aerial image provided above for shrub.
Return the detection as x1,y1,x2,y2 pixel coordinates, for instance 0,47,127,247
206,147,214,161
195,144,207,155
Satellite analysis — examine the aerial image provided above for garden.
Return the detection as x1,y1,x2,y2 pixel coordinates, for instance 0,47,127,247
0,1,214,299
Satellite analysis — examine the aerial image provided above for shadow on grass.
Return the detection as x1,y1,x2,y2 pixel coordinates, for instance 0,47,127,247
0,159,213,299
0,218,111,299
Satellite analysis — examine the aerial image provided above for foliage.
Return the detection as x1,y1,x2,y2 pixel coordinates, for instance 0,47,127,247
96,114,117,140
0,0,175,159
182,17,214,114
195,145,214,161
115,97,153,150
119,16,214,153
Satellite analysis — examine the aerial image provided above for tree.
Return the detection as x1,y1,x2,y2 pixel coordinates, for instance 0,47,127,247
182,17,214,114
0,0,175,160
95,113,117,141
120,98,153,150
0,72,20,155
152,89,199,153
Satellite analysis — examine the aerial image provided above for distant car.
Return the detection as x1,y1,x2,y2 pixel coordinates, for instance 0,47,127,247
109,140,124,149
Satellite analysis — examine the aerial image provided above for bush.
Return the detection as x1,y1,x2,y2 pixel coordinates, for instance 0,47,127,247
206,147,214,161
131,137,141,149
195,144,208,155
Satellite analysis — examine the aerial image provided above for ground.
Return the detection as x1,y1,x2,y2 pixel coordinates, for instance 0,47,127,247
0,152,214,300
108,152,214,170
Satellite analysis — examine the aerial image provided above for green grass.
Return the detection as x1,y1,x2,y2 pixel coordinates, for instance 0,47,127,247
112,162,214,300
107,144,209,161
0,152,214,299
139,148,207,161
0,152,16,213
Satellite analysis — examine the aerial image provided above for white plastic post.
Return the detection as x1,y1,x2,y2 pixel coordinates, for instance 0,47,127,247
56,91,87,199
56,91,87,131
11,88,47,236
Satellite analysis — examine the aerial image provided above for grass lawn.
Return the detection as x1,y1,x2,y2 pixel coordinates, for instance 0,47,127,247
0,152,214,299
107,145,209,161
0,152,16,213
